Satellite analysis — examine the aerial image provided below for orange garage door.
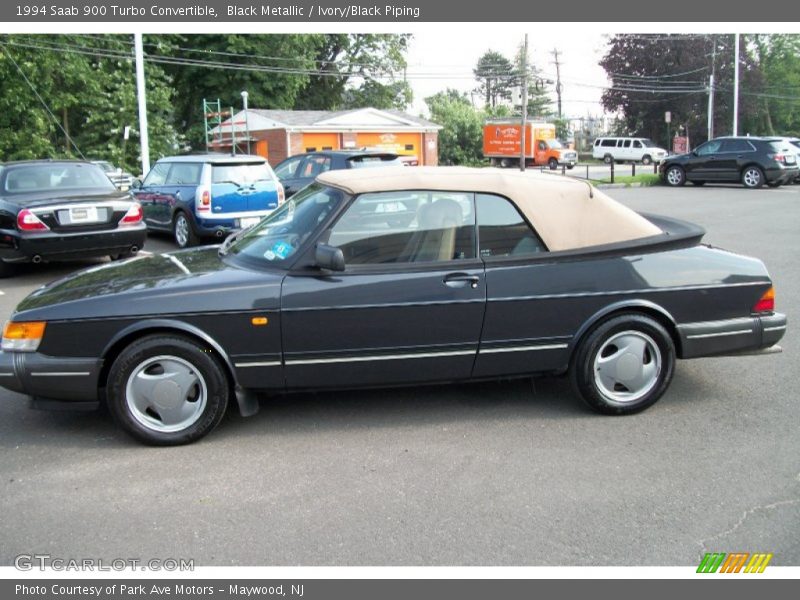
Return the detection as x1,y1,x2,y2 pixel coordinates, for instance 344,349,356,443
356,132,421,158
302,133,340,152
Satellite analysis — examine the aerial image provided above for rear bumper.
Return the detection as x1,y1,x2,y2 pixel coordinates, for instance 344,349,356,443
0,225,146,263
765,167,798,184
0,351,102,409
678,312,787,358
194,209,276,236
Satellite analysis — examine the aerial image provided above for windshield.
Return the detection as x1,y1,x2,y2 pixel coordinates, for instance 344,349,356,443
211,162,275,185
545,139,563,149
2,163,116,195
348,156,402,168
226,183,346,266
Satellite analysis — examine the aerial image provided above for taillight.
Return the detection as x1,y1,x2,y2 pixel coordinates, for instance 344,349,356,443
196,187,211,212
277,183,285,205
16,209,49,232
752,286,775,313
120,203,143,225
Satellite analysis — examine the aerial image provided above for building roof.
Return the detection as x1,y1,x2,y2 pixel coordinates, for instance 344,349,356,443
213,107,441,135
316,167,662,252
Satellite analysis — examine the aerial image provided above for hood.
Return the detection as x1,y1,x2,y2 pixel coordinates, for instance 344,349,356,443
14,247,283,321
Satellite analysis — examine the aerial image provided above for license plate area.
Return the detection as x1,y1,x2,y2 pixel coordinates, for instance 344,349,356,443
239,217,261,229
57,206,106,225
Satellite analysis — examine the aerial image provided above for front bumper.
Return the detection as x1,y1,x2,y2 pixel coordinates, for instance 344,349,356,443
0,351,102,409
678,312,787,359
0,225,146,263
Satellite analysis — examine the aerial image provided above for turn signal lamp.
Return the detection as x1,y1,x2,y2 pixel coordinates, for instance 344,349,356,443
752,287,775,314
277,183,286,205
2,321,46,352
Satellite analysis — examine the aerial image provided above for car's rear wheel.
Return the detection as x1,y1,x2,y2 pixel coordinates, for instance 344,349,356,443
741,166,765,188
548,158,559,170
642,155,652,165
664,165,686,186
570,314,675,415
106,335,230,445
173,212,198,248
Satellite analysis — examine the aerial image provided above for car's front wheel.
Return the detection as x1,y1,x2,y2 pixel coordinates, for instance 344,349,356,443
106,334,230,445
741,166,765,188
642,155,652,165
548,158,559,170
173,212,198,248
664,165,686,186
603,154,613,164
570,314,675,415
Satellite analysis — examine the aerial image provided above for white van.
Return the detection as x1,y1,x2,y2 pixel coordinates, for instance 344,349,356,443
592,137,668,165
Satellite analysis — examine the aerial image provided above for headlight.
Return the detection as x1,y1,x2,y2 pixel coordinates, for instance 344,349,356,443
2,321,46,352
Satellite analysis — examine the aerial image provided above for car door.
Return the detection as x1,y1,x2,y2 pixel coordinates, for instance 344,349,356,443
162,162,203,222
274,155,307,198
719,139,756,180
470,193,572,377
134,162,172,229
685,140,724,181
620,139,633,161
280,190,486,390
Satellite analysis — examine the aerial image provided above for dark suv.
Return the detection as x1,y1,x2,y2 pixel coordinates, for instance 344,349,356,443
274,150,402,198
660,136,799,188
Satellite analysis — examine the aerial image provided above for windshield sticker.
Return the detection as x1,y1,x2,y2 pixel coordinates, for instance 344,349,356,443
272,241,293,259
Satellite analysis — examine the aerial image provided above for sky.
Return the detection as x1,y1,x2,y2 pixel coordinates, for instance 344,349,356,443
404,28,611,119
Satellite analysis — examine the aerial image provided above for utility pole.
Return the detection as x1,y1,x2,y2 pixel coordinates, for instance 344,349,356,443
707,35,716,141
733,33,740,136
134,33,150,175
241,90,250,155
551,48,563,119
520,33,528,172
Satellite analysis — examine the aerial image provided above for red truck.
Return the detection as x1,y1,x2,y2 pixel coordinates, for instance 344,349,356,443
483,121,577,169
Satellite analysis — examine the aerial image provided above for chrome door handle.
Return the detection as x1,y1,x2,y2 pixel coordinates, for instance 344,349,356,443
444,273,480,289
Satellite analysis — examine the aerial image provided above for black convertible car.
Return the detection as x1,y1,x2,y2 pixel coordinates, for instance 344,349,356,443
0,168,786,445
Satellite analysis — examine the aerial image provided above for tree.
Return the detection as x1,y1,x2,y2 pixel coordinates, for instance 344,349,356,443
425,89,484,165
294,34,412,111
512,45,552,119
474,50,515,108
750,35,800,136
156,34,319,150
599,34,762,147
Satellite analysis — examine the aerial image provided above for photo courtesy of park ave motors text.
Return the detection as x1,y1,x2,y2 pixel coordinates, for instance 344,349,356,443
0,16,797,575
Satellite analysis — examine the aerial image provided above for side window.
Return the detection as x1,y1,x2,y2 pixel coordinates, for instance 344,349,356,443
143,162,170,186
300,156,332,178
622,140,631,148
165,163,202,185
328,191,475,265
601,139,616,147
722,139,753,153
696,140,723,155
476,193,546,258
538,141,547,151
274,156,303,180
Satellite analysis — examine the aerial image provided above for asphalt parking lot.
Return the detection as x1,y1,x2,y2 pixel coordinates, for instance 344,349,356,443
0,184,797,567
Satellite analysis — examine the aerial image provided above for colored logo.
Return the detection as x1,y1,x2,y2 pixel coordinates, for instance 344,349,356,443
697,552,773,573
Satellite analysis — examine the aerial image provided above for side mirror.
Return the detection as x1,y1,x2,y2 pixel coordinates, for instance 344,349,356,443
315,243,345,272
131,178,143,190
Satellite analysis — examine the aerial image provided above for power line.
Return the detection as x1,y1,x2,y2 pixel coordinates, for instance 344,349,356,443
0,45,85,159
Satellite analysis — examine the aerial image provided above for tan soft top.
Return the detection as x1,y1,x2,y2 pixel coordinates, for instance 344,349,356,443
316,167,661,251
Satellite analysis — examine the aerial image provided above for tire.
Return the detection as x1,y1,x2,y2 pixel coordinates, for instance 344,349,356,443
499,158,512,168
173,211,198,248
641,155,652,165
106,334,230,445
548,158,558,170
766,181,781,188
664,165,686,187
690,180,705,186
741,165,765,189
603,154,613,164
569,313,675,415
566,165,575,170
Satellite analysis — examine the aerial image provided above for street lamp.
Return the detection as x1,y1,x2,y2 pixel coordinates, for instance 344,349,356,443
241,90,250,155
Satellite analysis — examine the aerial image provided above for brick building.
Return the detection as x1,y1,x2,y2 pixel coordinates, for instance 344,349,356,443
209,107,441,166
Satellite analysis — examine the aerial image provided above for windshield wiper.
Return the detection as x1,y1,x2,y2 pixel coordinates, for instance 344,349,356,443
218,228,246,256
215,179,245,188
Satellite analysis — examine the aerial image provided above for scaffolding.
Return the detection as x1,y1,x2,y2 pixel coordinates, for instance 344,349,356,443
203,99,242,154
